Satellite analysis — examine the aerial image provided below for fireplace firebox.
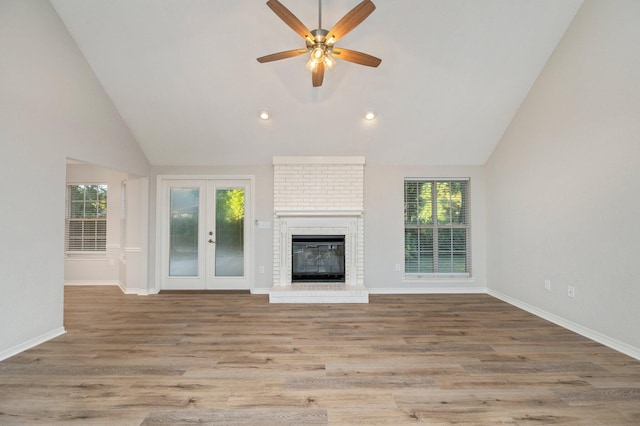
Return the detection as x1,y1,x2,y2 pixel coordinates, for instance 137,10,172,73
291,235,345,283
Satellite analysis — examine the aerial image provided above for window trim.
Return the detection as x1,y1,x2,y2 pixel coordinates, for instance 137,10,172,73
65,183,108,256
403,177,471,279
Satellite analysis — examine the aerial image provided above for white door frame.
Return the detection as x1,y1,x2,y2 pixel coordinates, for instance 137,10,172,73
155,175,255,292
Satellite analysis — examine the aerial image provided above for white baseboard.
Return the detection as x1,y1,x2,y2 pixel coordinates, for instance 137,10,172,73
269,284,369,304
64,281,152,296
64,280,120,286
121,287,151,296
258,285,485,299
488,289,640,361
118,281,154,296
369,286,486,294
0,327,66,362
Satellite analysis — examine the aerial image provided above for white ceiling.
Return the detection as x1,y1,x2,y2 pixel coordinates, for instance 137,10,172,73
51,0,583,166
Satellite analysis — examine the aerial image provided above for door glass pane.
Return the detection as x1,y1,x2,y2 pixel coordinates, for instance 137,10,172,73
169,188,199,276
215,189,244,277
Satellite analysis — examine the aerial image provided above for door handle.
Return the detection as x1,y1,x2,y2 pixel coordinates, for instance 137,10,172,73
208,239,215,244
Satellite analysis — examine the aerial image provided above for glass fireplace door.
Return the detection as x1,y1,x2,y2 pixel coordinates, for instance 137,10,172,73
291,235,346,282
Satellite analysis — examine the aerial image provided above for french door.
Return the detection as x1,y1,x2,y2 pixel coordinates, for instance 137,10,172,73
160,178,252,290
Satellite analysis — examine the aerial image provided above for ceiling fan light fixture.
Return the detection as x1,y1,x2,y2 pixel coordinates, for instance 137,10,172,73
258,0,381,87
323,53,336,70
305,57,320,71
306,45,325,70
311,46,324,60
306,44,335,71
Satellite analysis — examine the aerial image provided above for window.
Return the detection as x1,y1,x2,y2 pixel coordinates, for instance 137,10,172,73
66,184,107,253
404,179,470,276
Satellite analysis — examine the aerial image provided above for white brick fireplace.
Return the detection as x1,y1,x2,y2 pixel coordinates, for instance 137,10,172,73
269,157,368,303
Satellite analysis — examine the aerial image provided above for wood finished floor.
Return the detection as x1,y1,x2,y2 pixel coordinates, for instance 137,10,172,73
1,286,639,425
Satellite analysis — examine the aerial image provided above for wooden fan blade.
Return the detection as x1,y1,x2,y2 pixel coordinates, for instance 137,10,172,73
326,0,375,45
332,48,381,67
266,0,313,42
257,49,307,63
312,62,325,87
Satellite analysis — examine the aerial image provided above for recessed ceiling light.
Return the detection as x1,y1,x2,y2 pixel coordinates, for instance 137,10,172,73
363,110,376,120
259,109,271,120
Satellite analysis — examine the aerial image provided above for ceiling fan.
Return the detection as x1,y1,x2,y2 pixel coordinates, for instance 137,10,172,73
257,0,382,87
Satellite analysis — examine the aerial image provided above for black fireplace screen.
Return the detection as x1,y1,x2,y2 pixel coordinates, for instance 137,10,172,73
291,235,345,282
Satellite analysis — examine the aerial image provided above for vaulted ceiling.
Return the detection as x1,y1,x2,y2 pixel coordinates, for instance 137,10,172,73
51,0,583,166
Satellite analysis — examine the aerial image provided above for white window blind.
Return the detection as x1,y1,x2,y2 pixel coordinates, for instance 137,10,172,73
404,179,470,276
65,184,107,253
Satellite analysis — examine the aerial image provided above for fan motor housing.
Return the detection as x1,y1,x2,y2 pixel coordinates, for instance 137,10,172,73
309,28,329,45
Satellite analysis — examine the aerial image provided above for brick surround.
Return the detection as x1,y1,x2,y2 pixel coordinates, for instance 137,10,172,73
273,157,365,212
271,157,366,301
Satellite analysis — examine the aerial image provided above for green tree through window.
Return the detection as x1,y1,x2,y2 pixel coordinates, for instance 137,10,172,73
404,180,470,275
66,184,107,252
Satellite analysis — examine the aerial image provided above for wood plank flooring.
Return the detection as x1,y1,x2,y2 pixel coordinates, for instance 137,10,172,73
1,286,639,425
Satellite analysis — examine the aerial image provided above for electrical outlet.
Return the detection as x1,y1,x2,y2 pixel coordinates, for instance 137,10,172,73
544,280,551,291
259,266,265,274
568,286,575,298
395,264,401,272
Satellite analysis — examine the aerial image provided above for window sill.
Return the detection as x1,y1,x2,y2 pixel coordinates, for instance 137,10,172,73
403,274,473,282
65,252,108,260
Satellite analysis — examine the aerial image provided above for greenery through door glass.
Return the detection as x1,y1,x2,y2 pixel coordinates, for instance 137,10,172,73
404,180,469,274
215,189,245,276
169,187,199,276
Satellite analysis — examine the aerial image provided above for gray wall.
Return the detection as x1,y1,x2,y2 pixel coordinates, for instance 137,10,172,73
486,0,640,354
0,0,149,359
364,165,487,292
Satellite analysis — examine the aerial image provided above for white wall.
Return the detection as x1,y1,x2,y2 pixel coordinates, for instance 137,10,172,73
486,0,640,357
121,176,149,295
0,0,149,360
365,166,487,293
